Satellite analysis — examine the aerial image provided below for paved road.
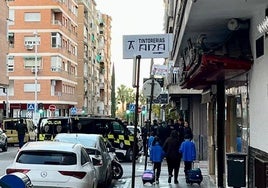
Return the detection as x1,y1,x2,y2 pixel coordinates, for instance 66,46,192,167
0,147,217,188
0,147,127,188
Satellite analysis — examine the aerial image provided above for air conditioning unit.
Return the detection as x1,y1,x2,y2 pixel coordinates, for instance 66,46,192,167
25,44,34,50
31,67,38,73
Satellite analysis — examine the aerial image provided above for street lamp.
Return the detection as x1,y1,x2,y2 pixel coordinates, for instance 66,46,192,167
33,31,38,125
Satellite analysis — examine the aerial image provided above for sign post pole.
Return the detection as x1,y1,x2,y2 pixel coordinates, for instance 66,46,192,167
131,55,141,188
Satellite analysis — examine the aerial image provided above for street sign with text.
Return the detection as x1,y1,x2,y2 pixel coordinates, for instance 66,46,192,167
123,34,173,59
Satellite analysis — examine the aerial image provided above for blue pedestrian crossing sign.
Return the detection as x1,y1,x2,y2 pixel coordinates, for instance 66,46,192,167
129,104,135,112
71,107,77,115
27,103,35,111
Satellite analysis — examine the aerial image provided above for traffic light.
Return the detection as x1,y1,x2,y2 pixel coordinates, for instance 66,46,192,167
38,103,44,114
81,106,86,116
38,103,43,109
126,103,130,110
142,105,146,115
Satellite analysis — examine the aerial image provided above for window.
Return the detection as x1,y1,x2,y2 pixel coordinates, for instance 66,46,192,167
51,56,62,71
81,148,91,165
112,121,124,134
7,56,14,72
8,33,14,48
17,151,76,165
24,56,42,69
8,9,15,25
24,13,41,22
256,36,264,58
24,83,40,92
51,32,62,48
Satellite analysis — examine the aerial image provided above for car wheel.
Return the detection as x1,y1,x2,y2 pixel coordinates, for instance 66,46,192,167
125,148,133,162
112,162,123,179
2,140,8,152
98,172,112,188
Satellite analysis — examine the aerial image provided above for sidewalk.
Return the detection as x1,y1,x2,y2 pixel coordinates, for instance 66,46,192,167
126,157,217,188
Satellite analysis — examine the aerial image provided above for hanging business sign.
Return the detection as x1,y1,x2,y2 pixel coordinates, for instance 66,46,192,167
151,64,168,77
123,34,173,59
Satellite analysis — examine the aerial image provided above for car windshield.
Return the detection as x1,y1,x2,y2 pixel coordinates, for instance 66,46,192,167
55,136,97,148
128,127,134,134
4,120,18,130
16,151,77,165
127,126,140,134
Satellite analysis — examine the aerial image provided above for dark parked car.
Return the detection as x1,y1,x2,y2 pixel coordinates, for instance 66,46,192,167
37,117,72,141
71,116,143,161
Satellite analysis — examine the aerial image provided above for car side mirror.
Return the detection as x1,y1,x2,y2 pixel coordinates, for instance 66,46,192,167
91,157,102,166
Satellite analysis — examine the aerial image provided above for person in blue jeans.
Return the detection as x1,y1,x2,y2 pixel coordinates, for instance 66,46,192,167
150,136,165,184
179,134,196,178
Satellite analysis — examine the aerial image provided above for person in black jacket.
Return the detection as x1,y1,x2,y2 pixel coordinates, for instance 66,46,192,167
150,119,159,136
163,130,182,184
157,121,169,146
184,121,193,140
16,119,28,148
174,118,185,143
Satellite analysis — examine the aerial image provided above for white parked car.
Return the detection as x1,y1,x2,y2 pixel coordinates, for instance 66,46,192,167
54,133,113,187
6,141,98,188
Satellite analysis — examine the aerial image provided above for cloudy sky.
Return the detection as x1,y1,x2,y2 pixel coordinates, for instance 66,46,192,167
95,0,165,88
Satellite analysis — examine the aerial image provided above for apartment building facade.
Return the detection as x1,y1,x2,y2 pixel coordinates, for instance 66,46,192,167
76,0,112,116
0,0,112,123
0,0,79,123
99,14,112,116
0,0,9,120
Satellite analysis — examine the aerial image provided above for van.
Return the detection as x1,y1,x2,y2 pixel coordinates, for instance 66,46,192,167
71,116,143,161
37,117,72,141
2,118,36,145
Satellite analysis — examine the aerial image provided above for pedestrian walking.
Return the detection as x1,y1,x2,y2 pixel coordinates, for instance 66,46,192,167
150,136,165,184
163,130,182,184
157,121,169,146
16,118,28,149
141,123,148,154
166,118,176,138
184,121,193,140
150,119,159,136
179,134,196,178
174,118,185,143
148,131,155,157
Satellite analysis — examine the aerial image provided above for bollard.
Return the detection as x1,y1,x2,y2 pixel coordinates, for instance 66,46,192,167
226,153,247,188
0,172,33,188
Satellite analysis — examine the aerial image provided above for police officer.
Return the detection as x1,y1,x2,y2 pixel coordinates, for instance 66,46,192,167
16,119,28,148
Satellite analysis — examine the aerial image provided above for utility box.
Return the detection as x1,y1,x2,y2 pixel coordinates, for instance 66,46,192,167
226,153,247,187
255,157,268,188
